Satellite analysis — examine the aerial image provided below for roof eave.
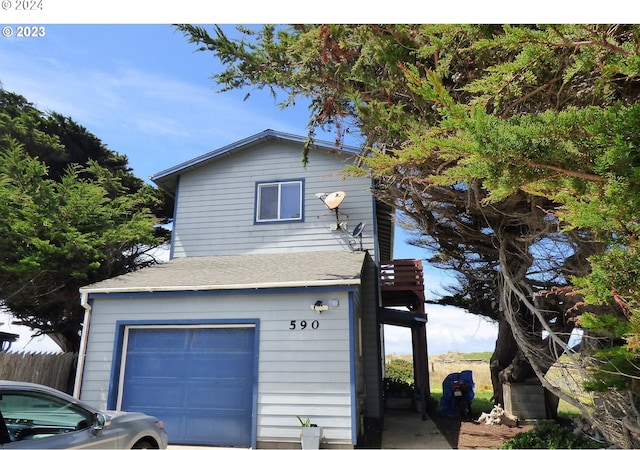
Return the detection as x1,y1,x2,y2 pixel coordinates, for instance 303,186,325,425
80,278,362,296
150,129,361,191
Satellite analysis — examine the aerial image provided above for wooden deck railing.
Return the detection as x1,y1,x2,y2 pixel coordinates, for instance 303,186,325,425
379,259,430,409
379,259,425,304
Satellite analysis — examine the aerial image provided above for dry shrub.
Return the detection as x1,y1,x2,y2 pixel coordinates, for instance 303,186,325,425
430,353,493,392
387,352,493,392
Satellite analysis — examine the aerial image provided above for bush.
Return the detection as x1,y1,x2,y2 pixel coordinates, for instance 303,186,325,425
383,377,414,398
385,357,414,385
502,421,607,449
384,357,415,398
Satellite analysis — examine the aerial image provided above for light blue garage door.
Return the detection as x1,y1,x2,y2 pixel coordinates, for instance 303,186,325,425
120,326,256,447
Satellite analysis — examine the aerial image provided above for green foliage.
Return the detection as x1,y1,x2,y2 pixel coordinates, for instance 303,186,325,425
0,88,168,351
583,346,640,392
383,378,414,399
384,358,415,398
385,358,414,385
178,25,640,444
460,352,492,362
571,242,640,394
297,416,312,427
502,421,606,449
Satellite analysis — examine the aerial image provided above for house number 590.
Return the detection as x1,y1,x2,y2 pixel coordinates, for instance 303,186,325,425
289,320,319,330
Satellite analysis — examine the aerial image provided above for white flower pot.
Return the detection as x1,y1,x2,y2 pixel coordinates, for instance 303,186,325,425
301,426,322,449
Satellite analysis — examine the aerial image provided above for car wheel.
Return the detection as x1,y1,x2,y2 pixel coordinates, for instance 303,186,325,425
132,439,156,449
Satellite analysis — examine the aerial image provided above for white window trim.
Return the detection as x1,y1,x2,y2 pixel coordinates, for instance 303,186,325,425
255,179,304,223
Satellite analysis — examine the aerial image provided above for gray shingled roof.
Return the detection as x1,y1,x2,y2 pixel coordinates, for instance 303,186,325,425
80,250,366,294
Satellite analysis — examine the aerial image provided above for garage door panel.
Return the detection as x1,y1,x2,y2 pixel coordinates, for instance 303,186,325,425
191,327,252,351
189,415,251,446
189,354,253,378
121,326,256,447
186,385,250,409
128,328,190,350
122,383,186,409
125,353,190,378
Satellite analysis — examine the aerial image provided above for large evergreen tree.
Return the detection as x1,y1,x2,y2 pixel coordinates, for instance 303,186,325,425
0,88,168,352
175,24,640,445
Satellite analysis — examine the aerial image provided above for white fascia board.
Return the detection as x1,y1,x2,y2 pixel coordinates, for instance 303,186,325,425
79,278,362,296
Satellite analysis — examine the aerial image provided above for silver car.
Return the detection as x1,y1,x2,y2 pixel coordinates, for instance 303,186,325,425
0,380,168,449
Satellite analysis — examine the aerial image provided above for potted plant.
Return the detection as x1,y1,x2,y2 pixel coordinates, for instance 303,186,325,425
297,416,322,449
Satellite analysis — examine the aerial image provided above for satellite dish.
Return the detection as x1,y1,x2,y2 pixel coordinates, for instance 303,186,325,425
350,222,366,251
352,222,365,237
323,191,345,210
316,190,348,229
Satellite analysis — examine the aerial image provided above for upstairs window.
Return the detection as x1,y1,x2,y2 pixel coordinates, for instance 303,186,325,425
256,180,303,223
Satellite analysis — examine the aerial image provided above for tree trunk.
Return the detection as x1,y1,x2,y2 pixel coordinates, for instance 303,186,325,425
489,296,536,408
489,314,518,407
48,330,79,353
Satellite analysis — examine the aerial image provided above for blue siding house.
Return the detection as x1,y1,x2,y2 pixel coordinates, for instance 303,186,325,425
75,130,427,448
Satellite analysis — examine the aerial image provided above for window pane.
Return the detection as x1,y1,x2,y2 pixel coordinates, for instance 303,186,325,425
280,183,301,219
0,391,93,441
258,185,278,220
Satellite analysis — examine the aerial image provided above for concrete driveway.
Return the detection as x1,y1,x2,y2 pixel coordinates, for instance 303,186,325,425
167,409,451,449
382,409,452,448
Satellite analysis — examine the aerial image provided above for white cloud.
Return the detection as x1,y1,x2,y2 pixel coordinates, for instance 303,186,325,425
0,28,312,182
384,305,498,357
0,312,61,354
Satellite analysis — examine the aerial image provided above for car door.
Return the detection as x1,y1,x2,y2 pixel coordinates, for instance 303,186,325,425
0,390,120,449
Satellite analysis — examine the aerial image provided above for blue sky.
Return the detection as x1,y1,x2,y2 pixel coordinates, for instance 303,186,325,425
0,23,500,355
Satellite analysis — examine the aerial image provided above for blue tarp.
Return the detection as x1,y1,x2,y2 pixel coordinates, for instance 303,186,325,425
439,370,475,417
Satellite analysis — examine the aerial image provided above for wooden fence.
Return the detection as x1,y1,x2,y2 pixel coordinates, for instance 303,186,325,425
0,351,77,394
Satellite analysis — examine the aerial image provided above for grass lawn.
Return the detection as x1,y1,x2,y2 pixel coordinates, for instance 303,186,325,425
430,388,495,416
430,388,581,420
388,352,584,420
557,398,582,419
